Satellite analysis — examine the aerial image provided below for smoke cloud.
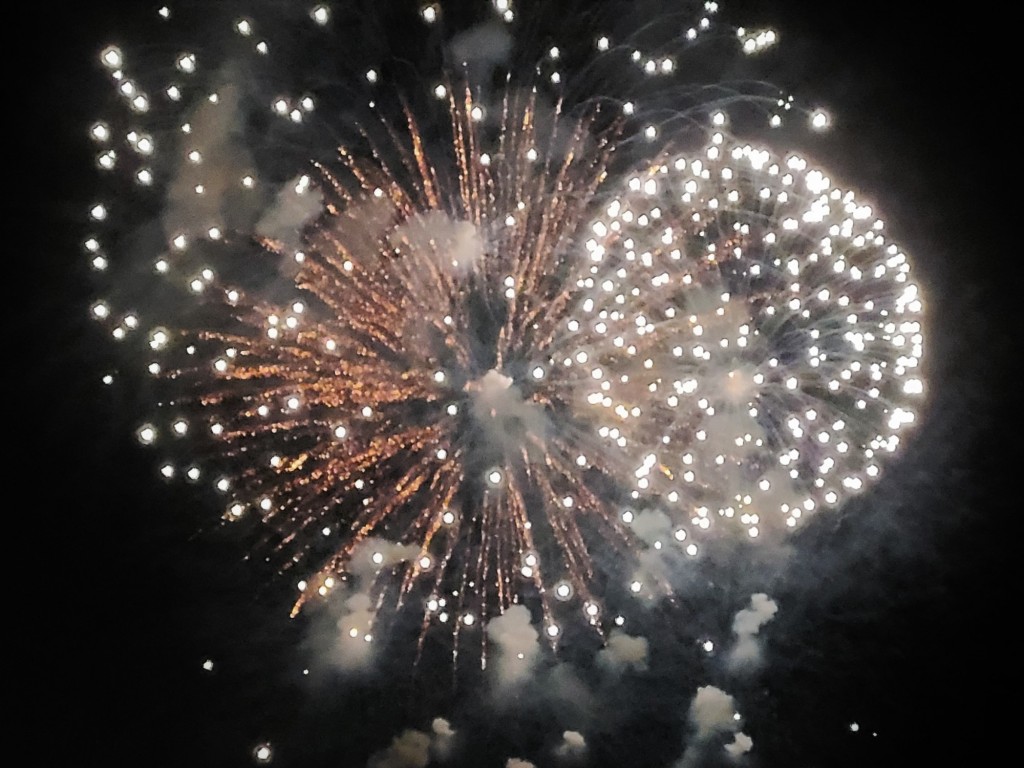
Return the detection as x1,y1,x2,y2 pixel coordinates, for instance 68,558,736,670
366,729,432,768
320,538,420,672
447,21,513,90
254,174,323,251
486,604,542,687
675,685,753,767
331,591,376,671
554,730,587,761
431,718,457,761
726,593,779,671
366,718,457,767
468,370,549,461
597,629,649,673
389,211,486,275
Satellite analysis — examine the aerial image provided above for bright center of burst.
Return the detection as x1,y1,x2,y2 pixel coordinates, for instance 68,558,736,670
466,368,514,398
719,364,759,406
464,368,547,472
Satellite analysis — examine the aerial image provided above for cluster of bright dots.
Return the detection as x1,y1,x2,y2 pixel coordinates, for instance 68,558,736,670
87,3,922,681
82,2,795,294
549,129,923,537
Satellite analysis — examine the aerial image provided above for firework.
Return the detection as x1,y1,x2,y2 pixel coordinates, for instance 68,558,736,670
86,0,924,663
562,135,924,538
175,88,632,648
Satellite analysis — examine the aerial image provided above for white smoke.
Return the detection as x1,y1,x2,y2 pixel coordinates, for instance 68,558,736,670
327,538,420,671
554,730,587,761
162,79,253,240
674,685,753,767
726,593,778,671
389,211,486,275
689,686,740,739
347,538,421,583
468,369,549,459
626,509,688,599
431,718,457,761
367,719,457,767
254,173,323,251
724,732,754,759
597,629,649,673
366,729,432,768
448,22,513,72
331,591,376,671
486,604,542,687
631,509,674,545
162,70,322,252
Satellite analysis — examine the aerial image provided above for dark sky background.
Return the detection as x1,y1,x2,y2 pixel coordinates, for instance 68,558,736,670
30,2,1009,767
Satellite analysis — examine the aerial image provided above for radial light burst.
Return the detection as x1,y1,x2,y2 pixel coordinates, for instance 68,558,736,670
562,134,924,539
174,89,633,646
86,0,925,663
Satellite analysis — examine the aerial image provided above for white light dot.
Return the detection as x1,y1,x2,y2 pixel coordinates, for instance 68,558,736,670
253,743,273,763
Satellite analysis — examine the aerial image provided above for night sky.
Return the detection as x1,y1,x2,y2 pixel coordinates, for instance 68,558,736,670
30,2,1009,767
